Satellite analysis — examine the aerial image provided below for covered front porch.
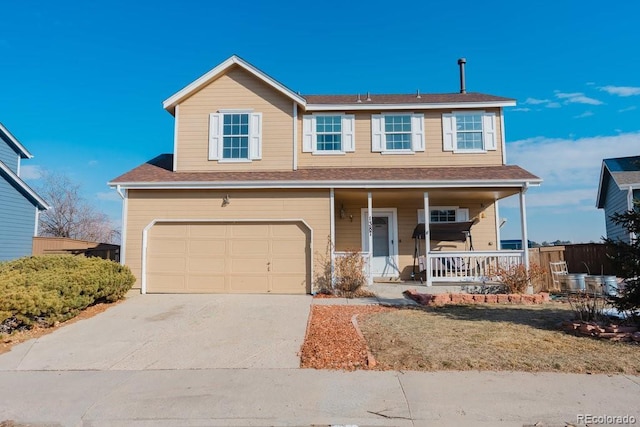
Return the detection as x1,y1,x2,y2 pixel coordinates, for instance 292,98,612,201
328,187,532,287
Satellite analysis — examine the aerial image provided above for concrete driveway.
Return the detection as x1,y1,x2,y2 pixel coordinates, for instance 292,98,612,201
0,293,312,371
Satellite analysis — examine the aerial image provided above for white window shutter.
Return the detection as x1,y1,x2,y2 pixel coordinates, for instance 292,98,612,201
249,112,262,160
417,209,426,223
456,208,469,222
483,112,497,151
302,115,314,152
371,114,384,152
411,113,425,152
209,113,222,160
442,113,455,151
342,114,355,152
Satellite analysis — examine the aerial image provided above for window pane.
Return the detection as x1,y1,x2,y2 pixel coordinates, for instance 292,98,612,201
315,115,342,151
221,114,250,159
384,116,412,150
430,209,456,223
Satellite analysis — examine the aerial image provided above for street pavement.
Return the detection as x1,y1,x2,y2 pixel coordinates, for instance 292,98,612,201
0,292,638,426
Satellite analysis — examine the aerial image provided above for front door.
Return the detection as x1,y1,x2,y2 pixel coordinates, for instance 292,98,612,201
361,209,398,277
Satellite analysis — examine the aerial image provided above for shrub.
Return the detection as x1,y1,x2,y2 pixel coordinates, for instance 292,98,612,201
0,255,135,332
568,291,608,322
335,250,367,297
488,263,546,294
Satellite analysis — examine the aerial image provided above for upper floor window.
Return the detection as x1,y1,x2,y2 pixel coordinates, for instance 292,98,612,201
302,114,355,154
209,111,262,162
371,113,425,154
223,113,249,159
442,111,497,153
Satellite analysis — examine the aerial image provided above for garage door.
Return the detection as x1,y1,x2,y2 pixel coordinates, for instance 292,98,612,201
146,222,309,294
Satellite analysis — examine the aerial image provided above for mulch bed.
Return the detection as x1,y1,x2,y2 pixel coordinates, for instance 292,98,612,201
300,305,391,370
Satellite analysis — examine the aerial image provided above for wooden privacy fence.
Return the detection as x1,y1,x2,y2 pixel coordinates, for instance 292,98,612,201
563,243,615,276
528,246,565,292
528,243,615,292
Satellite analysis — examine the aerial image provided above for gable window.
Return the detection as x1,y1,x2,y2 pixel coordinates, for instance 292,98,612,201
209,111,262,161
371,113,425,153
223,113,249,159
442,111,496,153
418,207,469,224
302,114,355,154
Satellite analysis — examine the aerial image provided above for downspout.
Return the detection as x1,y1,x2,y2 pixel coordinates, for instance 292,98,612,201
172,105,179,172
292,102,298,171
115,185,127,265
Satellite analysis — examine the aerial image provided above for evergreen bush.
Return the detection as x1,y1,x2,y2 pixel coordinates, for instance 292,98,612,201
0,255,135,332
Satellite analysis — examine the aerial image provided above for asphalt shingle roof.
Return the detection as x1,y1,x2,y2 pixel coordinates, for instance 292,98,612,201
110,154,540,185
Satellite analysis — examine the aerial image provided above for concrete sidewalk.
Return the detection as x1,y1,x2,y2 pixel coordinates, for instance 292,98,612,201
0,369,638,426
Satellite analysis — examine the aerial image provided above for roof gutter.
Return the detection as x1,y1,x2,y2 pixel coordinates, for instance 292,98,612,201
304,100,516,112
109,178,542,191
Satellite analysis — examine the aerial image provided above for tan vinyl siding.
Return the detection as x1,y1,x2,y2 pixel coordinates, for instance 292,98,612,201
334,192,498,280
125,189,330,291
176,66,294,172
297,108,504,168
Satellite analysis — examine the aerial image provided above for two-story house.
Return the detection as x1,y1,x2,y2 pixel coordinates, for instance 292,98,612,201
0,123,50,261
109,56,541,294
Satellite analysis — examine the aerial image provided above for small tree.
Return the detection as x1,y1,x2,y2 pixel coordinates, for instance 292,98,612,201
604,200,640,320
37,171,120,244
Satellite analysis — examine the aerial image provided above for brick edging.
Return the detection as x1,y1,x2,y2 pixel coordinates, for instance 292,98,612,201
403,289,551,306
351,314,377,368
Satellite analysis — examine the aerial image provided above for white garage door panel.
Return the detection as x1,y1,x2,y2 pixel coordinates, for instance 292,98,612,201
147,222,308,294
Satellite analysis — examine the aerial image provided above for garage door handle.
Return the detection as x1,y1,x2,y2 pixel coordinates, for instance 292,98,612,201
267,261,271,272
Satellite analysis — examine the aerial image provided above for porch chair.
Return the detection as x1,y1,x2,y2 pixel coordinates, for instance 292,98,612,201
549,261,568,291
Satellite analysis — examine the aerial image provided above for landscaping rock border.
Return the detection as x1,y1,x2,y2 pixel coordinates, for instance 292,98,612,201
403,289,551,306
561,321,640,342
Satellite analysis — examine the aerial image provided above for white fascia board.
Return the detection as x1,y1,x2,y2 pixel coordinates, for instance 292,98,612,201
110,178,542,190
304,101,516,112
0,160,50,209
595,163,611,208
0,122,33,158
163,55,306,114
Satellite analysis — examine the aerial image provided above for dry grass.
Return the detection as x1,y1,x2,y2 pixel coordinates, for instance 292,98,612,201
358,303,640,374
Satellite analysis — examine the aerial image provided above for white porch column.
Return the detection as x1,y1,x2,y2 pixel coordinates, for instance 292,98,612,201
367,191,373,285
329,188,335,289
424,192,431,286
519,186,532,293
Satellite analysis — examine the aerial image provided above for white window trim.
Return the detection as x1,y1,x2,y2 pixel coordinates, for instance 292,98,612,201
418,206,469,223
442,111,497,153
371,113,425,153
209,110,262,162
303,113,355,154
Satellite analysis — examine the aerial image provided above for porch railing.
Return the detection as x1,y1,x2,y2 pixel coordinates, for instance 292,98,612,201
427,250,525,283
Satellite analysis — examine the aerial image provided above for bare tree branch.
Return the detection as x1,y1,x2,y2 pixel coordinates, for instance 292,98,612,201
36,171,120,244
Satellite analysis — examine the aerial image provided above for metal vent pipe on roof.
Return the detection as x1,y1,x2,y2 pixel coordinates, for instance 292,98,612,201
458,58,467,94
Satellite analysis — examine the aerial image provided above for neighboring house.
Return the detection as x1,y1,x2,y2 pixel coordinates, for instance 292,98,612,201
0,123,50,261
596,155,640,244
109,55,541,294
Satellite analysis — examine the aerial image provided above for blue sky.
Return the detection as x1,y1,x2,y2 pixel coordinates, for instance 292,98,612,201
2,0,640,243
